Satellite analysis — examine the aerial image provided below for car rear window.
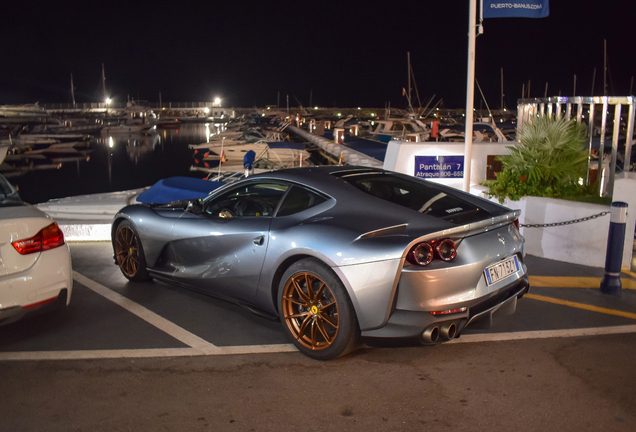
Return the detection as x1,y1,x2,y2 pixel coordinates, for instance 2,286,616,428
339,173,489,224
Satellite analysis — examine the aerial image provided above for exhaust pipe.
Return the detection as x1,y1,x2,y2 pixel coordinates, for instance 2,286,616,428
422,326,439,343
440,323,457,340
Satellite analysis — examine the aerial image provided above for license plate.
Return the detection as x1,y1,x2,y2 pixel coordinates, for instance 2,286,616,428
484,255,520,286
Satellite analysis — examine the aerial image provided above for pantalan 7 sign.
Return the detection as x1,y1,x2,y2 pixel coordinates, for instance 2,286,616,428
415,156,464,179
483,1,549,18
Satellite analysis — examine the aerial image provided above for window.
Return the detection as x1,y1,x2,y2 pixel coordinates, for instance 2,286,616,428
339,173,489,224
276,186,327,217
0,174,22,207
204,182,289,218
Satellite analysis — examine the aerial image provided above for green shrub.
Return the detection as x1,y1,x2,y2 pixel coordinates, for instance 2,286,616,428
482,116,594,203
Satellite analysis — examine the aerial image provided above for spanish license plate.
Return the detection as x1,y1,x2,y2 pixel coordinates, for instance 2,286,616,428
484,255,520,286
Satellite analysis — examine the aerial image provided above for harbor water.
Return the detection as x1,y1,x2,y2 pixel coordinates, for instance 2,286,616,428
9,124,212,204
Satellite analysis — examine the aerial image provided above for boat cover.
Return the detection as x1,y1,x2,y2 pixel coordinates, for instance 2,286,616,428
243,150,256,169
136,177,224,204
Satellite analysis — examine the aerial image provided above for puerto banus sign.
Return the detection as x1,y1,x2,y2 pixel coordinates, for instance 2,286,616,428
414,156,464,179
483,1,549,19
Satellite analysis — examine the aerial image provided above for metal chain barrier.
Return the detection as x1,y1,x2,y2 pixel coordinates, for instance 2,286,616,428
520,211,610,228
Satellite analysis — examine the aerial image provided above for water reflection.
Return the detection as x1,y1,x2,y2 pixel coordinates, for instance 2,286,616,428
9,124,211,204
1,140,93,179
94,132,162,164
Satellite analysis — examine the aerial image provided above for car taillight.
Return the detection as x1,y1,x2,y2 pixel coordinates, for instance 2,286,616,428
406,238,457,266
406,243,434,266
436,239,457,261
12,222,65,255
513,219,520,230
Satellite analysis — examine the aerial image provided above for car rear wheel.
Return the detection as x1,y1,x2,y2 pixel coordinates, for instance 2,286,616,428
278,258,360,360
114,220,151,282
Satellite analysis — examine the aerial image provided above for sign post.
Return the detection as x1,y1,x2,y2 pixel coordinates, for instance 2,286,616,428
463,0,478,193
464,1,550,192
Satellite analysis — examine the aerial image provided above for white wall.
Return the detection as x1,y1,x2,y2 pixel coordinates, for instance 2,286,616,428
383,140,513,189
472,178,636,270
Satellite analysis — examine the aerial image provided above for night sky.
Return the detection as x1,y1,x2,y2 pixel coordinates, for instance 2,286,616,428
2,1,634,110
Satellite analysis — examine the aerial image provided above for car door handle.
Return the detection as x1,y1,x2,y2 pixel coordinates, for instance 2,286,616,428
253,235,265,246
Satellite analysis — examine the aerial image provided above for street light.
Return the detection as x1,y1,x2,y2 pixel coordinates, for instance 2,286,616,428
106,97,111,104
214,97,221,106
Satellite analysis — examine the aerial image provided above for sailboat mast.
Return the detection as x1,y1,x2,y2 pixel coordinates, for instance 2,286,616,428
603,40,607,96
70,73,76,107
102,63,107,100
573,74,577,96
407,52,411,105
500,67,504,109
406,52,414,113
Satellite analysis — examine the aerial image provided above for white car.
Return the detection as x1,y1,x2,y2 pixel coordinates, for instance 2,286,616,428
0,174,72,326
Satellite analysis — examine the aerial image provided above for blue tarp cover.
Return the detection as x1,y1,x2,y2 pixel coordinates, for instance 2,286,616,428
137,177,224,204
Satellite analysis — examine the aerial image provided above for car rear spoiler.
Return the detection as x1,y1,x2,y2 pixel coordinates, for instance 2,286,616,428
355,210,520,242
414,210,521,243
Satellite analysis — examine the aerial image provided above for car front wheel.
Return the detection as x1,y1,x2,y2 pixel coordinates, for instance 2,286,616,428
278,258,360,360
114,220,151,282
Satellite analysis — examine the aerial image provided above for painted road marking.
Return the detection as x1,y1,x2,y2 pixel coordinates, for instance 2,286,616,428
73,271,222,355
451,324,636,344
525,293,636,320
623,270,636,278
0,345,298,361
2,326,635,361
529,275,636,289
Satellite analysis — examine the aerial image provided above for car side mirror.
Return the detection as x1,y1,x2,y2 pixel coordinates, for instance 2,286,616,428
187,198,204,215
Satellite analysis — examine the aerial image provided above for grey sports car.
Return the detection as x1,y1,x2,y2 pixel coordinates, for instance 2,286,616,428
112,166,528,360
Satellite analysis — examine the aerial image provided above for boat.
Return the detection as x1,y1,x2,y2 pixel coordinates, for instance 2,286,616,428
368,116,430,143
29,118,103,135
101,101,157,135
193,141,310,166
437,121,509,142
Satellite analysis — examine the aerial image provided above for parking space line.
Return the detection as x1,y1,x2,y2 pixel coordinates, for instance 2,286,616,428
216,344,297,355
529,276,636,290
451,324,636,343
623,270,636,278
2,326,635,361
0,348,200,361
525,293,636,320
0,345,298,361
73,272,222,355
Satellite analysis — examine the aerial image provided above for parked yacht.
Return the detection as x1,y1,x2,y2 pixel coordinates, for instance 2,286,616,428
369,116,430,143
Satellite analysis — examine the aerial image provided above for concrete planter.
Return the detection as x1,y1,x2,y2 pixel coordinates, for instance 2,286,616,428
472,173,636,269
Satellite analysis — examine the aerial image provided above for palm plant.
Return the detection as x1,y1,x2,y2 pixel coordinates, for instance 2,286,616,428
483,115,590,203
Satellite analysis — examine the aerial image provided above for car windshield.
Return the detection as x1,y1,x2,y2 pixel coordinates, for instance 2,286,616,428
204,181,289,218
339,173,489,224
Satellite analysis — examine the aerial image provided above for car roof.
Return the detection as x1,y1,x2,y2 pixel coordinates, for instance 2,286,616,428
246,166,385,191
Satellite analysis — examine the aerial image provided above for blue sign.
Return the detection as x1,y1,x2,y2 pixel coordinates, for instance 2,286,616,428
483,1,549,18
415,156,464,179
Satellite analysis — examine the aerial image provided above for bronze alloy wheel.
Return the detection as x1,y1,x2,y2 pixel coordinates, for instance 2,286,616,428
282,272,340,351
114,221,150,281
115,225,141,278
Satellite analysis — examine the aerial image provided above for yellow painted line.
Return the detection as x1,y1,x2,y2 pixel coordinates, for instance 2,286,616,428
529,276,636,290
623,269,636,278
525,293,636,320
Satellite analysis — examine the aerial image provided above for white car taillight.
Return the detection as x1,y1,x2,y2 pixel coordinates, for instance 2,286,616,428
12,222,65,255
